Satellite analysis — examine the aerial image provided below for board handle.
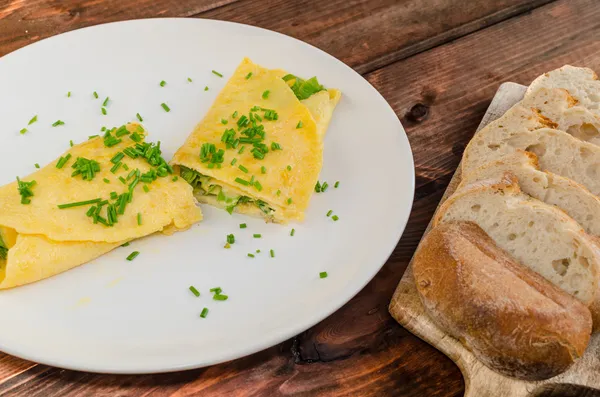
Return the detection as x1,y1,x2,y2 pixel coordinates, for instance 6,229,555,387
460,360,533,397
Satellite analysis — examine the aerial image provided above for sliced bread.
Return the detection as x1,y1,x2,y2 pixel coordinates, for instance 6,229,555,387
460,150,600,237
434,174,600,305
527,65,600,111
523,87,600,146
462,123,600,196
413,221,592,380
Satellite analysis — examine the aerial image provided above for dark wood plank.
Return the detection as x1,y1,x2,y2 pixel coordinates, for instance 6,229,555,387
200,0,553,74
0,0,240,58
0,0,552,74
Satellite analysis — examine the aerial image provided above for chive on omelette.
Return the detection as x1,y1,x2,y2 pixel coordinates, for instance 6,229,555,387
0,123,202,289
171,58,341,222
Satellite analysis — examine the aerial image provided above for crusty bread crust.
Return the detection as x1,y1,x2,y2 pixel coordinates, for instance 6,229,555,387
413,221,592,380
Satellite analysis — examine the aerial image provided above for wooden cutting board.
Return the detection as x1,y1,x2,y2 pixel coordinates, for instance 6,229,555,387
389,82,600,397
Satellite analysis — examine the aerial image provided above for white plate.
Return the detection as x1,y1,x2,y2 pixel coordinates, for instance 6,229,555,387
0,18,414,374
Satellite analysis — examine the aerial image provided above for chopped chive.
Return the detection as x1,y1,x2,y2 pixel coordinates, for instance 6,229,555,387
137,213,142,226
28,115,38,125
249,175,255,185
262,90,270,99
67,91,71,97
254,180,262,191
238,165,248,173
86,206,96,217
235,177,249,186
121,242,130,247
159,80,166,87
204,86,209,91
210,287,222,294
172,176,178,182
270,249,275,258
189,286,200,297
213,294,228,301
143,185,150,193
69,140,74,147
188,77,193,82
110,191,118,200
103,178,110,184
19,128,27,134
232,111,238,118
119,176,126,184
52,120,64,127
200,307,209,318
238,146,245,154
326,210,333,217
110,162,122,174
320,271,328,279
230,158,238,166
224,242,231,249
240,223,247,229
110,152,125,164
296,121,303,129
245,72,252,79
34,163,40,169
212,70,223,77
335,181,340,188
321,182,329,192
315,181,321,193
332,215,339,221
161,103,170,112
136,113,143,122
89,134,99,139
286,165,292,171
126,251,140,261
103,97,110,106
253,234,261,238
247,253,255,258
93,91,99,99
101,107,107,115
287,198,292,205
261,166,266,174
57,198,102,209
56,153,72,169
290,228,295,236
271,142,282,151
276,189,281,196
221,118,228,125
227,234,235,244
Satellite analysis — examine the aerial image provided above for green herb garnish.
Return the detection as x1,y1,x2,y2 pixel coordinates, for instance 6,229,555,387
19,128,27,135
52,120,64,127
16,177,36,204
296,121,303,129
335,181,340,188
245,72,252,79
103,97,110,107
57,198,102,209
189,286,200,297
56,153,72,169
28,115,38,125
200,308,209,318
126,251,140,261
160,80,166,87
93,91,99,99
253,234,261,238
270,249,275,258
332,215,339,221
319,271,328,279
326,210,333,217
161,103,170,112
262,90,270,99
240,223,247,229
282,74,325,100
227,234,235,244
212,70,223,77
290,228,295,236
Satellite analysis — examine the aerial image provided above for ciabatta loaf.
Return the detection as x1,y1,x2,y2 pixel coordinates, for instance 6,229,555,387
434,174,600,305
413,221,592,381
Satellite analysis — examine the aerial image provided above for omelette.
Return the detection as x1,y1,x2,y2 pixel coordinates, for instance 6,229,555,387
0,123,202,289
171,58,341,222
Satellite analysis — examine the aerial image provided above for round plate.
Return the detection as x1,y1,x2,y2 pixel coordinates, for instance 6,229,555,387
0,18,414,374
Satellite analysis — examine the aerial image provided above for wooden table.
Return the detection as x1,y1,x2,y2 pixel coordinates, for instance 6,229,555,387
1,1,599,395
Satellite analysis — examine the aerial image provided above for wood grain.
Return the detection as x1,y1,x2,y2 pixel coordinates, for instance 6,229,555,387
2,0,600,395
0,0,551,74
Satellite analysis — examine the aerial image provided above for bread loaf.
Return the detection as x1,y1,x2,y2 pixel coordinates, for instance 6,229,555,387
434,173,600,304
413,221,592,380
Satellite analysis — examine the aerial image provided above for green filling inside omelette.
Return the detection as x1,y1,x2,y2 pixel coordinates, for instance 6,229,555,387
282,74,325,100
180,166,275,218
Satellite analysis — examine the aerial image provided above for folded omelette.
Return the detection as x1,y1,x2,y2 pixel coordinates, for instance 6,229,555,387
0,123,202,289
171,58,341,222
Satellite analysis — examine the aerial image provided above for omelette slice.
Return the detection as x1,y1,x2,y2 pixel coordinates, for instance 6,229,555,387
0,123,202,289
171,58,341,222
